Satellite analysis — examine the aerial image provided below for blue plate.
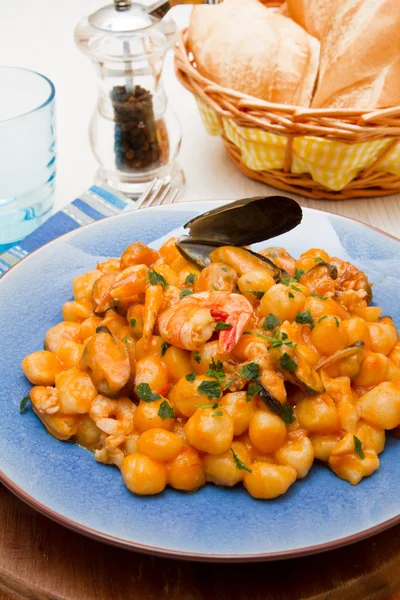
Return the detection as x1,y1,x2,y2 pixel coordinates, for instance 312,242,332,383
1,202,399,561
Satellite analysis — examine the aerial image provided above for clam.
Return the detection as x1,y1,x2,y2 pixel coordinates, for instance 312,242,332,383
176,195,302,276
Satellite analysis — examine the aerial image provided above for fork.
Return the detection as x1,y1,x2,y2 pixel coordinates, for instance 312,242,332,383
129,179,179,211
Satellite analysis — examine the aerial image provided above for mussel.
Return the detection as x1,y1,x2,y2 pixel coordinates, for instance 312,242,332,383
176,195,302,278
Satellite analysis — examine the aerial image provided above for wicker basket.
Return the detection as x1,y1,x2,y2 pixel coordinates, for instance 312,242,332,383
174,19,400,200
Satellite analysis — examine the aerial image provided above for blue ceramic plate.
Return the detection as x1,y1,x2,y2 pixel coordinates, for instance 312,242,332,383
1,202,399,562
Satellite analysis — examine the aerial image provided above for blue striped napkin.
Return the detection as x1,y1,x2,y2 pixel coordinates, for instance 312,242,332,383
0,185,134,276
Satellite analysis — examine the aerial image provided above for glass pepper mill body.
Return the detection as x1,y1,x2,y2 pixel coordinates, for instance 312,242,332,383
75,1,183,197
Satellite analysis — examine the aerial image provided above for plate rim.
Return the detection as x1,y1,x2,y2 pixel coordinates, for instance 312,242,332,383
1,200,399,562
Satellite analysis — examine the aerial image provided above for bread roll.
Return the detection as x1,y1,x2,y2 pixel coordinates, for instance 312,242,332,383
312,0,400,109
188,0,320,107
282,0,343,40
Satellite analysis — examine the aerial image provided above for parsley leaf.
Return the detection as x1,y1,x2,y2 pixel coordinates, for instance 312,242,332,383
334,316,340,328
223,377,238,390
313,256,324,263
122,336,129,343
195,402,221,409
310,294,328,300
212,411,224,417
158,400,175,421
288,292,294,298
281,404,296,426
318,315,328,323
281,277,294,286
245,290,265,300
221,266,228,272
230,448,252,473
258,387,296,426
180,288,193,299
262,314,281,330
295,310,314,326
136,383,161,402
291,285,301,292
193,351,201,364
186,372,197,382
161,341,171,356
246,382,262,402
130,318,137,328
20,395,29,414
185,273,195,285
215,321,232,331
240,362,261,381
255,333,271,341
262,332,297,348
267,251,277,259
206,358,226,384
211,283,219,291
280,353,297,372
148,268,168,287
197,379,221,399
294,269,305,282
354,435,365,459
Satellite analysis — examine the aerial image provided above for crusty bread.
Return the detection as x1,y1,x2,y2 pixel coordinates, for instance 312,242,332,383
188,0,320,107
281,0,343,40
312,0,400,109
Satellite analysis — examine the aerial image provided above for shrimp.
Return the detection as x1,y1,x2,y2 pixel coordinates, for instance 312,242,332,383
94,433,125,467
89,395,136,436
142,284,164,351
158,291,253,352
29,385,60,414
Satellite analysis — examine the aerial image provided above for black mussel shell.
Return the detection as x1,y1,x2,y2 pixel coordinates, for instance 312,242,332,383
182,195,302,246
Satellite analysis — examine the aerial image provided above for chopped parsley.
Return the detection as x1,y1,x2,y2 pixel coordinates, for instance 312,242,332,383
223,377,238,390
288,292,294,299
215,321,232,331
20,395,29,414
230,448,252,473
193,351,201,364
310,294,328,300
245,290,265,300
280,353,297,372
195,402,220,409
148,268,168,287
354,435,365,459
267,251,277,259
122,336,129,343
294,269,305,281
255,333,272,341
136,383,161,402
186,372,197,382
197,379,221,399
262,330,297,348
185,273,195,285
246,382,262,402
180,288,193,299
240,362,261,381
206,358,226,384
211,283,219,291
291,285,301,292
130,318,137,328
262,314,281,330
334,316,340,328
314,256,324,263
161,341,171,356
212,411,224,417
295,310,314,326
221,266,228,272
318,315,328,323
258,387,295,426
158,400,175,421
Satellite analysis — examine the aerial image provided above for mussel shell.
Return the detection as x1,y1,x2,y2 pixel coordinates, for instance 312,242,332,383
176,237,220,269
183,195,302,246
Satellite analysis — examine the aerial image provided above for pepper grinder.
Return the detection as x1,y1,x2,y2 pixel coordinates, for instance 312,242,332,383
75,0,183,197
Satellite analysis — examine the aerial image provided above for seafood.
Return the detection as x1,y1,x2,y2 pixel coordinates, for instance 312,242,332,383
158,291,253,352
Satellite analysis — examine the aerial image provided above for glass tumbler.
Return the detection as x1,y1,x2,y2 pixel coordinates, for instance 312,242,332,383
0,67,56,249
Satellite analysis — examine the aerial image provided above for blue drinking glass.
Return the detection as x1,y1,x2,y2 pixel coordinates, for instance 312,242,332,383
0,67,56,250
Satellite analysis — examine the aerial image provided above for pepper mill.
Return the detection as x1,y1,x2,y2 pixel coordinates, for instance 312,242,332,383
75,0,183,197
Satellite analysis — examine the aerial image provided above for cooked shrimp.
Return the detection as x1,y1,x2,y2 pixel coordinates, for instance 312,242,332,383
142,284,164,351
89,395,136,436
29,386,60,415
331,257,373,304
158,291,253,352
94,433,126,467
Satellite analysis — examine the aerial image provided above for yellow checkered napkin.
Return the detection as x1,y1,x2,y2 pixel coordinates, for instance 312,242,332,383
196,100,398,191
